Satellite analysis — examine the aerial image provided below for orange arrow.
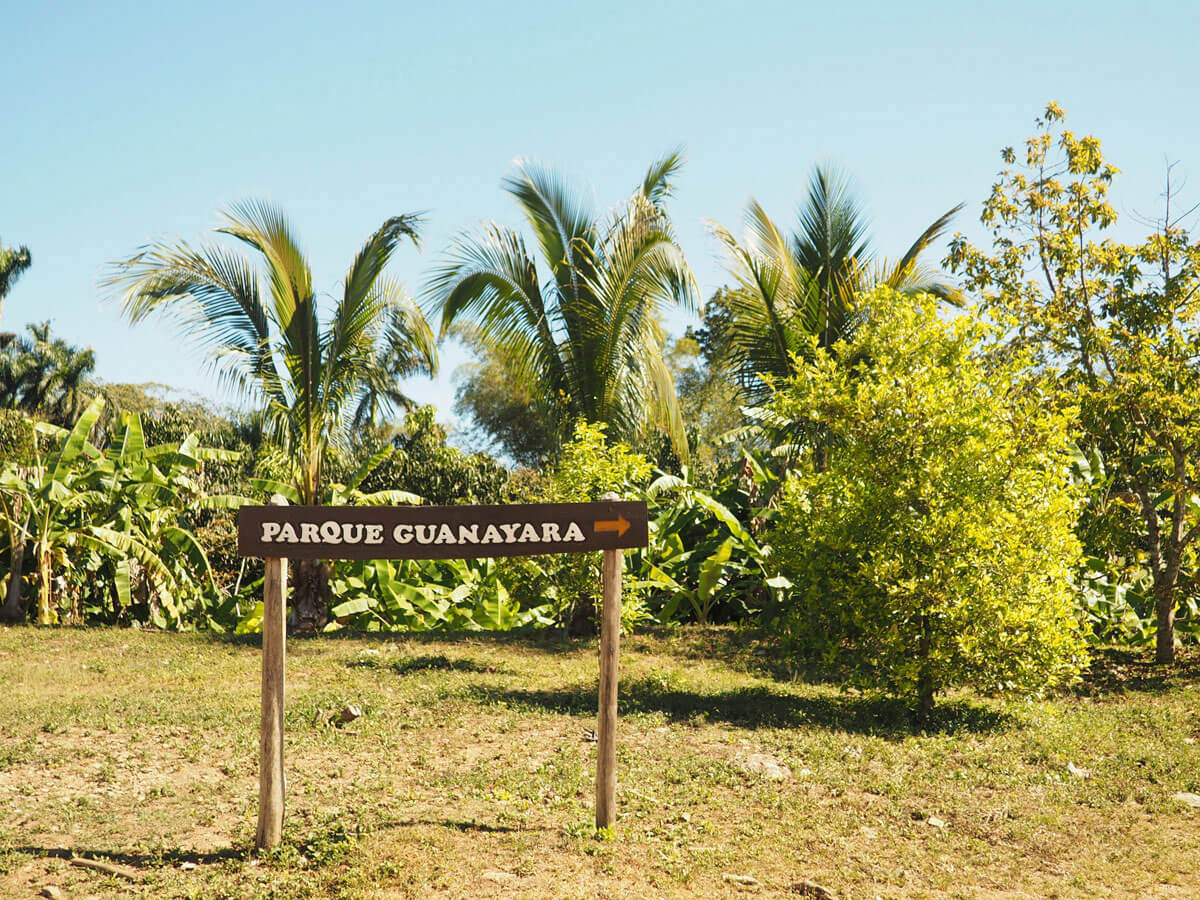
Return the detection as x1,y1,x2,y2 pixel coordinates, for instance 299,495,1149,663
594,514,630,537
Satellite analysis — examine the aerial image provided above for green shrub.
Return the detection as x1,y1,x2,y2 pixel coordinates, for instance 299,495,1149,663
507,421,653,632
0,409,35,464
767,292,1088,718
358,406,508,505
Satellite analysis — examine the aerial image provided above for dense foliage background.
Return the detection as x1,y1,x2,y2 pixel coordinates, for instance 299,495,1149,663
3,104,1199,714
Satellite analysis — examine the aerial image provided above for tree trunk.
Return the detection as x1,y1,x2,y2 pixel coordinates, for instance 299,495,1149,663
36,545,54,625
1155,581,1176,665
1153,540,1183,665
916,612,935,726
566,593,597,637
1,535,26,622
289,558,330,634
1135,476,1180,667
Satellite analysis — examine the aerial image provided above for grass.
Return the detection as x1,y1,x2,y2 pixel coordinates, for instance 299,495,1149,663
0,626,1197,898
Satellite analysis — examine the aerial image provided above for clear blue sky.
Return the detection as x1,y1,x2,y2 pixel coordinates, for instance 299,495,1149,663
4,0,1196,436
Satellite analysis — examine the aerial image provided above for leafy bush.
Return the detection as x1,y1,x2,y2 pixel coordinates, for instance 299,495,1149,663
358,407,508,505
767,292,1089,718
506,421,653,632
0,409,35,464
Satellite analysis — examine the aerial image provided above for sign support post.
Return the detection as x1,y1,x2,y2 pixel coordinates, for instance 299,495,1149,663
595,493,622,830
256,494,289,850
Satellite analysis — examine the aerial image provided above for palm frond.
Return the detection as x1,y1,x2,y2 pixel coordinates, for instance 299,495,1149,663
104,240,282,403
426,224,566,401
217,201,319,425
892,202,964,281
503,161,595,279
794,163,871,293
639,146,686,209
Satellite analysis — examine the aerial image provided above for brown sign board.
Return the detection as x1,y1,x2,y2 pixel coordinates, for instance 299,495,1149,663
237,500,649,560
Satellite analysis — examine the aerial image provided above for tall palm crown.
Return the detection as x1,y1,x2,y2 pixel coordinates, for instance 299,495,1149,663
107,201,437,504
0,321,97,424
0,240,32,332
709,164,963,401
427,152,697,459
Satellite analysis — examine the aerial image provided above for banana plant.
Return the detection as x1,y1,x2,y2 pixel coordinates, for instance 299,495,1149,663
0,396,249,626
300,556,554,633
635,466,788,624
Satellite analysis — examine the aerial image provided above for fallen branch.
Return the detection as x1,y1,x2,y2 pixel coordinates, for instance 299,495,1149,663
69,857,143,882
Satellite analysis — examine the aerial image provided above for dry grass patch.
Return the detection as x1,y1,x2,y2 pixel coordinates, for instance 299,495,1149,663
0,627,1197,898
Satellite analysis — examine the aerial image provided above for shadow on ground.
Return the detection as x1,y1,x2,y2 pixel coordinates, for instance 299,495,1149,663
347,653,513,676
468,675,1009,737
216,628,589,657
377,818,528,834
11,846,245,868
1074,646,1200,697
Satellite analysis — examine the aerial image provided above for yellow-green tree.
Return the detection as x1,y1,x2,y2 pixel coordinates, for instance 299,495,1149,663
768,291,1087,720
947,103,1200,664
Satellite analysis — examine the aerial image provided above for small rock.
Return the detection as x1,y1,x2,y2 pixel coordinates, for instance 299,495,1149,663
1067,762,1090,779
722,873,760,887
180,861,197,871
481,870,518,883
1174,792,1200,809
331,704,362,727
40,887,66,900
741,753,791,780
792,880,836,899
926,816,947,829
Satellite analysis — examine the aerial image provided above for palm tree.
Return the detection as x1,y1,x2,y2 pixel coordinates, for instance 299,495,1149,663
0,240,32,338
106,200,437,630
427,152,697,461
0,322,97,424
708,163,963,401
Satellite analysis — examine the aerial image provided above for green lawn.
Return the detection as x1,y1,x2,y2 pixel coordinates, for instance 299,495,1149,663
0,626,1197,898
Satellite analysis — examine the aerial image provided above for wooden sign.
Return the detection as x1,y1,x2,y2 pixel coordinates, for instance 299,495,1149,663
241,494,641,849
237,500,648,560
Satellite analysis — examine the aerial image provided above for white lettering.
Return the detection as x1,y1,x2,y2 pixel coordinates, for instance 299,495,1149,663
364,524,384,544
393,524,414,543
541,522,562,542
434,524,456,544
563,521,585,542
261,522,281,542
481,524,503,544
519,522,540,542
320,521,342,543
278,522,299,543
457,524,479,544
499,523,521,542
342,523,364,544
415,525,436,544
300,522,319,544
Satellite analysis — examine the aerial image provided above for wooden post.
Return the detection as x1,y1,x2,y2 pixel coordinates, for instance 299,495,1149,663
595,492,622,831
256,494,289,850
